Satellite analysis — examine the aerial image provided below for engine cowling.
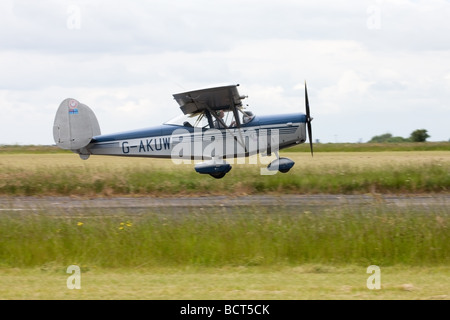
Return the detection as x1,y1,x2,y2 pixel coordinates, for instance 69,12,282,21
267,157,295,173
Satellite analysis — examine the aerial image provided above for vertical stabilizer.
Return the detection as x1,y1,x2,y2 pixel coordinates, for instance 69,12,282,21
53,98,101,154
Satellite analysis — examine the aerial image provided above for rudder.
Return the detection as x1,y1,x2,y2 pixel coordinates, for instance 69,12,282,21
53,98,101,157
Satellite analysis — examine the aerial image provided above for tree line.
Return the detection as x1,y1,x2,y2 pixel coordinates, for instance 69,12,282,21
368,129,430,143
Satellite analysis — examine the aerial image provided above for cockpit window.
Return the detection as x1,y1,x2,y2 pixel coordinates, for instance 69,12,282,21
165,110,254,128
242,111,255,124
164,113,208,128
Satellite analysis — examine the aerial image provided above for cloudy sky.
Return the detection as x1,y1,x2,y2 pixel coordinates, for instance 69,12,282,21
1,0,449,145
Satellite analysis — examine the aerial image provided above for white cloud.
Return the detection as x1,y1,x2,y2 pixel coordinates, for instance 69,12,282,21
317,70,374,115
0,0,449,144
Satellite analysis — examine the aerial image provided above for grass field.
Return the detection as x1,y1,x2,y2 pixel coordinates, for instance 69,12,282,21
0,150,448,196
0,205,448,300
0,205,448,268
2,142,450,153
0,146,448,300
1,265,449,300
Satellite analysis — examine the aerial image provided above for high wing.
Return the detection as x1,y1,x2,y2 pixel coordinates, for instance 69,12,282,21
173,84,246,115
173,84,249,153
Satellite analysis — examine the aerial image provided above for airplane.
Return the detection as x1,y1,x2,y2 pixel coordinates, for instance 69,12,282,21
53,83,313,179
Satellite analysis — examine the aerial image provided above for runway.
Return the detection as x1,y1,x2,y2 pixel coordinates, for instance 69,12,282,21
0,194,448,214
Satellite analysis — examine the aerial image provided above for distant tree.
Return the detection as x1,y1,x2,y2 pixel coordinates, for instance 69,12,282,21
386,136,410,143
368,133,392,143
368,133,409,143
409,129,430,142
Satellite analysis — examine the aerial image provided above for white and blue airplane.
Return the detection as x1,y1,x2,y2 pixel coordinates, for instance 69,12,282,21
53,83,313,178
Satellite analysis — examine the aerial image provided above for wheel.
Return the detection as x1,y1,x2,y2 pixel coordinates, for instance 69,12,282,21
209,172,226,179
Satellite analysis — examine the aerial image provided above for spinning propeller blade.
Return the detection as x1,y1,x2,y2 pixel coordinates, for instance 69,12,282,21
305,81,313,156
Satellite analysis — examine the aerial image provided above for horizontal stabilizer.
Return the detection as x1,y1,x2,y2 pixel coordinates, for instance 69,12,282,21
53,98,101,151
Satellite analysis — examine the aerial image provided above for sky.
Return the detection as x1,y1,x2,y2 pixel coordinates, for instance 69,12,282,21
1,0,449,145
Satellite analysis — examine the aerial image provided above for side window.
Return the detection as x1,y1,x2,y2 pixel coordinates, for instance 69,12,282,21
242,111,254,124
192,114,210,128
213,110,237,128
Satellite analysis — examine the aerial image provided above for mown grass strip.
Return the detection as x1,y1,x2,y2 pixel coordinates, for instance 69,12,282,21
1,265,449,299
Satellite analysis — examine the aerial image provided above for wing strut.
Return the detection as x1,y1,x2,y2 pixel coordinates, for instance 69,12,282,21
228,87,248,154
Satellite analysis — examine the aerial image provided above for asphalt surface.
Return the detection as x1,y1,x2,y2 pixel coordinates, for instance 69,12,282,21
0,194,448,214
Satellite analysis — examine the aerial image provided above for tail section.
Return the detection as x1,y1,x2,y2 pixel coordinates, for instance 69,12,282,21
53,98,100,158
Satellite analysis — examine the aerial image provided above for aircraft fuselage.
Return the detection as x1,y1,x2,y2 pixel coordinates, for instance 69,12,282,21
86,113,306,160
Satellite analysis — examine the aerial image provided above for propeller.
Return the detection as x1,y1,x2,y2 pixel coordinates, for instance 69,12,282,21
304,81,313,156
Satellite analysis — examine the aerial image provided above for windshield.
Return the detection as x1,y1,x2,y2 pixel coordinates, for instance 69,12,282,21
164,113,209,128
164,110,254,128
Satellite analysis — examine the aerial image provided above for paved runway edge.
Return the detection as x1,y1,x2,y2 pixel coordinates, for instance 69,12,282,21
0,194,448,212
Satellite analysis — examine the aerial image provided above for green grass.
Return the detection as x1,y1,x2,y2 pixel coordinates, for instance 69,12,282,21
0,152,449,196
1,146,448,300
288,142,450,152
0,205,448,269
1,142,450,154
1,265,449,299
0,144,71,154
